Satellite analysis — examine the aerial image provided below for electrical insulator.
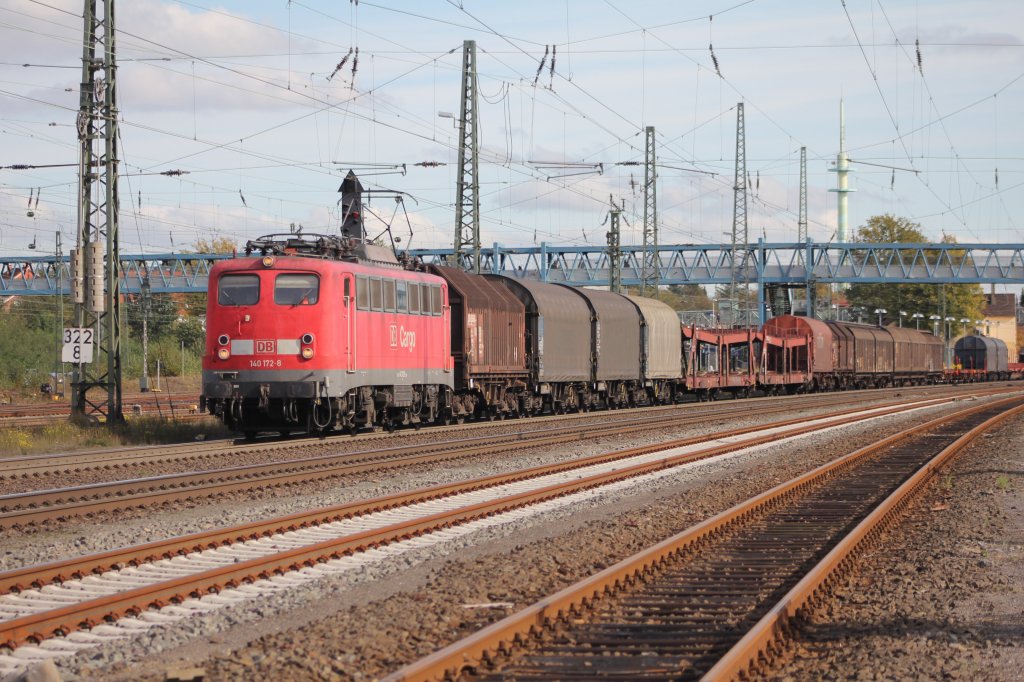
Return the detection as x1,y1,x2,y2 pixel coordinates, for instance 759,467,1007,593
70,247,85,304
85,241,106,313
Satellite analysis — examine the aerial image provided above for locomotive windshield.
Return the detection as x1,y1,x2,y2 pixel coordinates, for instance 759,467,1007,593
218,274,260,306
274,273,319,305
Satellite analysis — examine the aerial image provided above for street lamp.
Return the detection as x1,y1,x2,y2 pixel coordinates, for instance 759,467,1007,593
911,312,924,330
959,317,969,338
929,314,941,336
874,308,887,326
898,310,907,327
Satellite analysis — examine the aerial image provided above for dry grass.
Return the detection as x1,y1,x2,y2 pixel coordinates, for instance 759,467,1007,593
0,417,231,457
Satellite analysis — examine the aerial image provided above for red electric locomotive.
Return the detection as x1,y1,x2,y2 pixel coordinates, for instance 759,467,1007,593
201,235,453,437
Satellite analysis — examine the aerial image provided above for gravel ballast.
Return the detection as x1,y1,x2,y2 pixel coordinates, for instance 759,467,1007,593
43,395,1020,681
764,407,1024,681
0,391,966,572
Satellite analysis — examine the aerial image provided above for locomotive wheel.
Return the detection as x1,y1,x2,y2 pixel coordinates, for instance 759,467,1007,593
385,420,396,433
278,430,291,438
243,430,257,442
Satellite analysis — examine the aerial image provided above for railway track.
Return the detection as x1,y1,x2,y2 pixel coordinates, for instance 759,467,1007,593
384,394,1024,681
0,383,1001,485
0,392,1006,667
0,390,993,530
0,392,201,428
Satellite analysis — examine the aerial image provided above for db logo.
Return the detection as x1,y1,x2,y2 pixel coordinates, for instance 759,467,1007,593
256,339,276,354
389,324,399,348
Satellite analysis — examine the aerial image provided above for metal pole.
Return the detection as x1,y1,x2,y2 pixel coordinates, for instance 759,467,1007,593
730,103,748,326
140,275,150,391
452,40,480,273
53,231,62,398
605,195,622,294
72,0,122,424
641,126,658,296
797,147,807,245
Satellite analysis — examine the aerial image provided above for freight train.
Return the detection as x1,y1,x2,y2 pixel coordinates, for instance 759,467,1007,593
199,233,999,437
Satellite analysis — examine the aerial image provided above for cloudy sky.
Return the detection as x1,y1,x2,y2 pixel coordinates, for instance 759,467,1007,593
1,0,1021,264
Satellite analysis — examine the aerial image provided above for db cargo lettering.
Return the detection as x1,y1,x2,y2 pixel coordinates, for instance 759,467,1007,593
389,324,416,352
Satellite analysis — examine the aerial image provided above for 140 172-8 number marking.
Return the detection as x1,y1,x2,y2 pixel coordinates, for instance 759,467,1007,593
249,359,282,368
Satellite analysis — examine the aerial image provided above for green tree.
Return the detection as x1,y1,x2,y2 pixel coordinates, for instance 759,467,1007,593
844,215,984,330
183,237,239,315
125,294,178,339
0,301,64,393
624,284,714,312
173,317,205,352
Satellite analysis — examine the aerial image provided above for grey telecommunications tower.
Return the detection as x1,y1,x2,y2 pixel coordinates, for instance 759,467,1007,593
70,0,123,424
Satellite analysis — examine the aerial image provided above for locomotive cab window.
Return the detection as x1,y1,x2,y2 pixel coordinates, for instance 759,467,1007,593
356,275,369,310
218,274,260,306
274,273,319,305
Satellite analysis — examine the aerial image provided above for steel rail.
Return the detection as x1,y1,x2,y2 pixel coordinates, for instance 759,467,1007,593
0,387,941,478
0,396,971,649
0,393,965,530
0,397,952,595
701,399,1024,680
383,394,1024,682
1,383,1000,477
0,397,799,478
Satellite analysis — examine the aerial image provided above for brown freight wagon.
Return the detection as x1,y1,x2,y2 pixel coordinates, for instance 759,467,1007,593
429,266,528,417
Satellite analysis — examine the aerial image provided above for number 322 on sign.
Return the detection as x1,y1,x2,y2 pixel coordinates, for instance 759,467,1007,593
62,327,95,363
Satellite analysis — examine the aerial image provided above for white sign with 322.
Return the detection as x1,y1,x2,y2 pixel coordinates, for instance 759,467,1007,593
61,327,95,363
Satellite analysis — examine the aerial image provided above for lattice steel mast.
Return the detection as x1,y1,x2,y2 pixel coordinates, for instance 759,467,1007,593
640,126,659,296
798,146,807,245
71,0,122,424
729,103,748,320
604,195,623,294
452,40,480,273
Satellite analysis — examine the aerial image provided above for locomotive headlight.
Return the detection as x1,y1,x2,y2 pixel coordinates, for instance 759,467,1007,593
217,334,230,346
261,255,275,268
217,347,231,360
300,333,315,359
